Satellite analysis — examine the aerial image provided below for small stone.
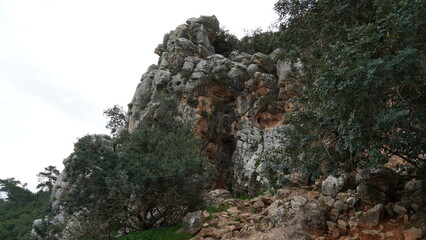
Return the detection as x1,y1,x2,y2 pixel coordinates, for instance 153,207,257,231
358,204,384,228
345,197,358,208
333,200,346,212
326,221,338,231
410,203,420,211
253,199,265,209
331,208,340,218
393,204,407,215
290,196,307,210
330,228,341,239
203,211,210,218
227,207,239,214
222,232,233,239
336,192,350,201
319,196,335,208
403,214,410,225
348,220,358,230
337,219,348,230
384,203,394,216
276,188,291,199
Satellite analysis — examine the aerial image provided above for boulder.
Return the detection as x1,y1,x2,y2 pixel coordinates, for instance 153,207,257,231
251,53,274,73
183,210,204,234
400,179,426,209
358,204,384,228
393,204,407,215
356,167,400,205
321,173,355,197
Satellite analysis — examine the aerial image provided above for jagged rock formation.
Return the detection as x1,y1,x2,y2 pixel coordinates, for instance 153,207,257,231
34,15,426,240
34,15,295,239
127,15,295,194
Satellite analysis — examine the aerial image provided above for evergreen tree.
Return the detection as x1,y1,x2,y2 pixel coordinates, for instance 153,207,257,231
268,0,426,178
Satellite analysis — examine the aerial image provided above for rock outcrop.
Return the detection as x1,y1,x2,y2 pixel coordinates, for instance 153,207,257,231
36,15,426,240
126,15,296,194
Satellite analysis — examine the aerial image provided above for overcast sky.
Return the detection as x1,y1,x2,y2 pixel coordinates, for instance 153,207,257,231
0,0,279,192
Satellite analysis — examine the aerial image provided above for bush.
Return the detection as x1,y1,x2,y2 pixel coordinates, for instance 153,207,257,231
269,0,426,176
58,124,207,239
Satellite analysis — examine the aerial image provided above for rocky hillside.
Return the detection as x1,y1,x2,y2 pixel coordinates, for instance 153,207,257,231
37,15,426,240
183,168,426,240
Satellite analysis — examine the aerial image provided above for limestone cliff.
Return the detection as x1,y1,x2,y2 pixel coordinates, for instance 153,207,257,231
35,16,426,240
126,15,296,195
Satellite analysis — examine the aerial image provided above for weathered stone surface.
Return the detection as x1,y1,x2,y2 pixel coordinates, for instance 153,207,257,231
345,196,358,208
276,188,291,199
400,179,426,209
183,210,204,234
358,204,384,228
403,228,422,240
356,167,400,205
31,219,43,240
251,53,274,73
321,174,355,197
393,204,407,215
318,195,335,208
252,199,265,209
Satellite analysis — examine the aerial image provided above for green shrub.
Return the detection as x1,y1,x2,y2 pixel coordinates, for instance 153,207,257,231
59,123,208,239
204,205,229,215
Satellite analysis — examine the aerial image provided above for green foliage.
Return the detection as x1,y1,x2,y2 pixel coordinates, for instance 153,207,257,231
36,165,59,192
212,27,281,56
238,28,281,55
268,0,426,176
212,28,240,57
60,123,207,239
104,105,126,136
118,224,192,240
0,178,34,207
0,177,51,240
204,205,229,215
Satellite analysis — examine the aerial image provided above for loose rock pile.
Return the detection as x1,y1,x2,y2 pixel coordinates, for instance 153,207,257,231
184,167,425,240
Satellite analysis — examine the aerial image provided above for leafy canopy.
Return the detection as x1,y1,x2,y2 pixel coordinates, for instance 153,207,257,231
267,0,426,179
60,123,207,239
0,172,53,240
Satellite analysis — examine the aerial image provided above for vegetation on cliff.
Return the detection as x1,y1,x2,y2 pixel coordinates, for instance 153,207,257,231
48,101,209,239
0,166,58,240
264,0,426,180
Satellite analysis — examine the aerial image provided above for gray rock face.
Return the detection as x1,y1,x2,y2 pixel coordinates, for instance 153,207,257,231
128,16,298,196
44,15,305,238
358,204,384,228
356,167,400,205
321,174,355,197
260,196,327,240
400,179,426,209
183,210,203,234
